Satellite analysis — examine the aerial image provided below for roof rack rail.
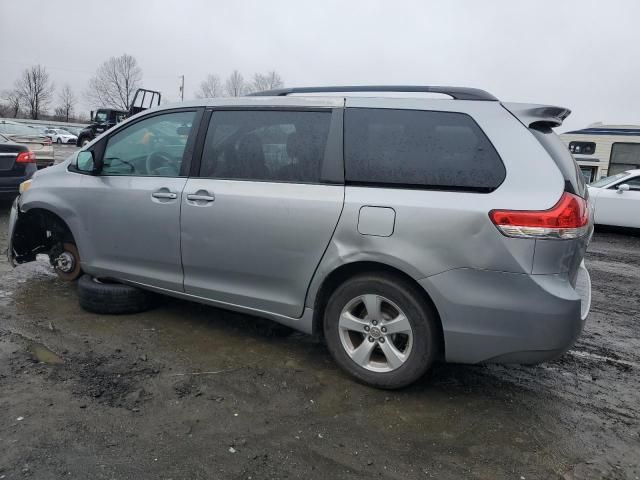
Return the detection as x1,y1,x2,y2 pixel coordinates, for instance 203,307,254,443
248,85,498,101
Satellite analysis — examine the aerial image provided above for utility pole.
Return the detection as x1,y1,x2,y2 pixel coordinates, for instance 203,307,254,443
179,75,184,101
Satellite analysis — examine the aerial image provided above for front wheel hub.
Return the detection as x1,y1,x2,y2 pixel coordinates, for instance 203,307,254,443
55,251,75,273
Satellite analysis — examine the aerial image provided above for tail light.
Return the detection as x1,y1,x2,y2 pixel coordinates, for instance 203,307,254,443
489,192,590,240
16,151,36,164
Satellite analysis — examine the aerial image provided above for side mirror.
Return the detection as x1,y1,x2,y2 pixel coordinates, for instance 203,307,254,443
617,183,630,193
76,150,99,174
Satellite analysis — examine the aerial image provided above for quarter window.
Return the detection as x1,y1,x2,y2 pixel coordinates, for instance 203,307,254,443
200,110,332,183
344,108,505,191
102,111,196,177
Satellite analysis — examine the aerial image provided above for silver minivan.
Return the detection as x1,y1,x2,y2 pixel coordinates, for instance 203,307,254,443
7,86,593,388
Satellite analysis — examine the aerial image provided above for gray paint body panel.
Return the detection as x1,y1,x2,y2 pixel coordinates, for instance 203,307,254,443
421,269,583,364
180,179,343,318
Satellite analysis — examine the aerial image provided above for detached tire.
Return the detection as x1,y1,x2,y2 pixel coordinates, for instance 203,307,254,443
78,275,155,314
324,273,439,389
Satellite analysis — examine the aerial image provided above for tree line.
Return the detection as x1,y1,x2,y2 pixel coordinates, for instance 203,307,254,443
195,70,284,98
0,53,284,123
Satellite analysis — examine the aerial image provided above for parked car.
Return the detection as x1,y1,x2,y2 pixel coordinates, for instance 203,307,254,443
0,120,54,168
0,133,37,196
588,169,640,229
44,128,78,144
60,126,83,137
7,86,593,389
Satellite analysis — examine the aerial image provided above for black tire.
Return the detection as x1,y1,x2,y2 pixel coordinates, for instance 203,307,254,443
77,275,156,315
56,138,62,144
323,273,439,389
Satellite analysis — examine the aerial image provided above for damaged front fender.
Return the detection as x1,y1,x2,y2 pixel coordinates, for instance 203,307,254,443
6,197,73,267
6,196,20,267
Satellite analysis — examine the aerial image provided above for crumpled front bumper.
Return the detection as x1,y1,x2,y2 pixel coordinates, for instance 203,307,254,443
6,195,19,267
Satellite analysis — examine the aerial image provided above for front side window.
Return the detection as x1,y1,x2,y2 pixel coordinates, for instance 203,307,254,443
102,111,196,177
344,108,505,192
626,177,640,190
200,110,331,183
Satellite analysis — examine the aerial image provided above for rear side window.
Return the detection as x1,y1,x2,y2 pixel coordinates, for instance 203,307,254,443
200,110,331,183
344,108,505,192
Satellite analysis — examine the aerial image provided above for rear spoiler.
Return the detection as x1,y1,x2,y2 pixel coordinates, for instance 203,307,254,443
502,102,571,129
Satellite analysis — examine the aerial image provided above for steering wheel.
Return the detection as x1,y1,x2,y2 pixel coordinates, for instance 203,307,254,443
145,151,178,176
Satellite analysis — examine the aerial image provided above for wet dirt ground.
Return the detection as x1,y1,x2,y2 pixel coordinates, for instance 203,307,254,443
0,198,639,480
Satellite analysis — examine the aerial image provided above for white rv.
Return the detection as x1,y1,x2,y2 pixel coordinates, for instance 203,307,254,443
560,124,640,183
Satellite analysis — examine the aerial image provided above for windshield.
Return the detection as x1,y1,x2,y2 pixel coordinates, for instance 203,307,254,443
94,111,108,123
590,172,628,188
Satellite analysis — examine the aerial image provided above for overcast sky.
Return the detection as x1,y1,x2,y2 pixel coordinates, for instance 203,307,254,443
1,0,638,131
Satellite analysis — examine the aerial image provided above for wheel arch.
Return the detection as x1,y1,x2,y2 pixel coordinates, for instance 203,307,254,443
11,206,78,264
311,260,445,358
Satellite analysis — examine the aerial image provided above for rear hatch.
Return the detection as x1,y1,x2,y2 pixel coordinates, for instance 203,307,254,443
500,103,592,282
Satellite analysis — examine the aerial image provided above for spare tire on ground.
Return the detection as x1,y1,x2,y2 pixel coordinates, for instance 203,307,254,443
77,275,156,314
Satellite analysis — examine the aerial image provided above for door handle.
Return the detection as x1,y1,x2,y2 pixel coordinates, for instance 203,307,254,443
152,191,177,199
187,194,215,202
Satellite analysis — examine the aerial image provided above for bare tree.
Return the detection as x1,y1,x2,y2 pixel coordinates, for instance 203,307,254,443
53,106,67,122
2,90,22,117
196,74,223,98
58,84,76,122
225,70,246,97
250,71,284,93
14,65,54,120
86,54,142,110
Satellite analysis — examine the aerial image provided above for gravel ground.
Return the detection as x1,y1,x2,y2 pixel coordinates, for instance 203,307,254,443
0,197,639,480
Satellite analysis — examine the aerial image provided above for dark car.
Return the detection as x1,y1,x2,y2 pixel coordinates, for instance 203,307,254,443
0,133,36,196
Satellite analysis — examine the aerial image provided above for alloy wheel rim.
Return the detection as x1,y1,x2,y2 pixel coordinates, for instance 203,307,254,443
338,294,413,373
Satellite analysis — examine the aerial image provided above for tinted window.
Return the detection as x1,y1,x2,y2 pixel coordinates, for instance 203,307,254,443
201,110,331,183
344,108,505,191
102,111,196,177
569,141,596,155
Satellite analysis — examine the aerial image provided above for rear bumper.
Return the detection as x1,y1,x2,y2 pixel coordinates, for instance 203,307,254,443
0,167,35,193
420,266,589,364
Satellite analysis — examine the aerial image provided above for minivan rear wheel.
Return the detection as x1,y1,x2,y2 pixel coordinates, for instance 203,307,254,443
323,273,438,389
